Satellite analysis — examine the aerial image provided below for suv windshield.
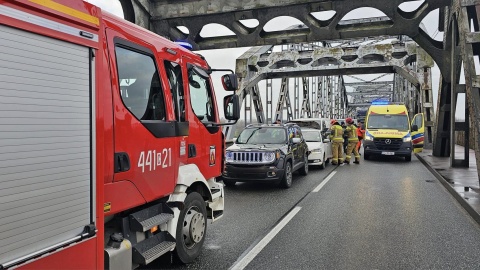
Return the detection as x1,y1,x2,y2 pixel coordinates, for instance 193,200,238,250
237,127,286,144
302,130,321,142
367,115,409,130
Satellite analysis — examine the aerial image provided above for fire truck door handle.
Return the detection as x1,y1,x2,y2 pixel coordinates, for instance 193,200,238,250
188,144,196,158
114,152,130,173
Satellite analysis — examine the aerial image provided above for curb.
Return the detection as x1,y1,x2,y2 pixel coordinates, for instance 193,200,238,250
416,153,480,225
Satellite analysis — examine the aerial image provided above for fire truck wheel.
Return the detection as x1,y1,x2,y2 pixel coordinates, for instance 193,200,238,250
174,192,207,264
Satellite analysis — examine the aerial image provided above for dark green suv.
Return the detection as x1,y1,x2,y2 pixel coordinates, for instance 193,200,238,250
222,123,309,188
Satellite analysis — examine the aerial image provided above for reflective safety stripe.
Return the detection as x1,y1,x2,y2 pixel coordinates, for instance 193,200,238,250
29,0,100,25
347,125,359,141
331,125,343,142
0,5,99,42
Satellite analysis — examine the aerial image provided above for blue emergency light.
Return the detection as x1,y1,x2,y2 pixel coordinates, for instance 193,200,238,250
371,100,390,105
174,40,193,50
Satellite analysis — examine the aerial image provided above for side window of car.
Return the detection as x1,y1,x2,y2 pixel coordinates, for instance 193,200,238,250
115,46,166,121
287,127,295,142
413,114,423,128
294,127,302,139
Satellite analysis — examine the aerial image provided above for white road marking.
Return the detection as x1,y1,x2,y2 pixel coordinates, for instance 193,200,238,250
312,171,336,192
229,206,302,270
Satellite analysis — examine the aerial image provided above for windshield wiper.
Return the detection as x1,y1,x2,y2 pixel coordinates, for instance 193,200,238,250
242,128,261,144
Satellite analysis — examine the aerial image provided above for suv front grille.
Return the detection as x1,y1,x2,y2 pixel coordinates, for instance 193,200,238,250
229,152,271,164
374,138,403,150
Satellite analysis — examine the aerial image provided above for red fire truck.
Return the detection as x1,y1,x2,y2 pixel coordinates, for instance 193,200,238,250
0,0,240,269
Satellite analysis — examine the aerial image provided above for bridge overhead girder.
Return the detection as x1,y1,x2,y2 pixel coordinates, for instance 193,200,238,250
242,42,429,86
120,0,450,75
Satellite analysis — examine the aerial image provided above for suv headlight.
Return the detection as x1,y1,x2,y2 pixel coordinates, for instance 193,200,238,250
263,152,276,162
311,148,322,153
225,151,234,162
365,135,374,141
403,136,412,142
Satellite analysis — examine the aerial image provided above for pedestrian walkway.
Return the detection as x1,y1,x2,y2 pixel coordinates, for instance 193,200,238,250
416,145,480,224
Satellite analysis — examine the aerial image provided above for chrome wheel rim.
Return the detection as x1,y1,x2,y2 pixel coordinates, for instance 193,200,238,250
286,164,292,185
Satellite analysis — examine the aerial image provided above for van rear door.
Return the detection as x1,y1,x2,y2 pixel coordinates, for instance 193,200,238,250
411,113,425,153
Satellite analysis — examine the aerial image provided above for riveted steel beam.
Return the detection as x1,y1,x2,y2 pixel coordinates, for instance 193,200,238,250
243,42,427,86
122,0,450,75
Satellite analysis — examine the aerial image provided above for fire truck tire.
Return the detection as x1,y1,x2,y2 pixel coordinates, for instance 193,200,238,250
174,192,207,264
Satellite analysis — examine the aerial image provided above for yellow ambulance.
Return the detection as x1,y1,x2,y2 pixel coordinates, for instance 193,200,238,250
363,102,425,161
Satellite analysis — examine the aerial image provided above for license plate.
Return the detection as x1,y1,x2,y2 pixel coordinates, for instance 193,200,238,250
381,151,395,156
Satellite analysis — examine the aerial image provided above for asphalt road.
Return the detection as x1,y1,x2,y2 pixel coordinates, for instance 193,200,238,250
149,155,480,269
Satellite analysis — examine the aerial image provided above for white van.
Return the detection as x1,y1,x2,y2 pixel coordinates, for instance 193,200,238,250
289,118,331,132
289,118,333,169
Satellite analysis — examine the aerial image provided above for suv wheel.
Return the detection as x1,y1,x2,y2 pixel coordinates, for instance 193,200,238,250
298,153,308,176
279,161,293,188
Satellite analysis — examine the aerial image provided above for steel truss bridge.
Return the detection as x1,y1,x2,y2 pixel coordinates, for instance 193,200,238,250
120,0,480,181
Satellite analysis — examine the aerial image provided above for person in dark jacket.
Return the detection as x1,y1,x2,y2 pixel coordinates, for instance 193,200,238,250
341,121,348,152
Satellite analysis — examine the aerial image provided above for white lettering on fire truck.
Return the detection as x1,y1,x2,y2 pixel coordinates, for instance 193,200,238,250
138,148,172,173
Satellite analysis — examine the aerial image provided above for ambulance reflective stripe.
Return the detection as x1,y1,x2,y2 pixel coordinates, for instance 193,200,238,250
412,133,424,144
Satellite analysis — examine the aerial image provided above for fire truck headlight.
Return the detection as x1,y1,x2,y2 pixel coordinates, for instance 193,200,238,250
365,135,374,141
403,136,412,142
225,151,234,162
263,152,276,162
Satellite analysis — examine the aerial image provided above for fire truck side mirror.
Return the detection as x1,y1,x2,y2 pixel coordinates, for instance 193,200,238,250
224,94,240,121
221,74,238,91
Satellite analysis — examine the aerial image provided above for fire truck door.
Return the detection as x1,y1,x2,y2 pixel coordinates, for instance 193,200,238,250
183,60,222,179
107,30,177,200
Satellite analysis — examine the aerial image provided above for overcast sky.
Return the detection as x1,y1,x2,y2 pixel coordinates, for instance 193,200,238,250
84,0,466,120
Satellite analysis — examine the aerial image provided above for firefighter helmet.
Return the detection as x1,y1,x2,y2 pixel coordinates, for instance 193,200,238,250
330,119,337,125
346,117,354,124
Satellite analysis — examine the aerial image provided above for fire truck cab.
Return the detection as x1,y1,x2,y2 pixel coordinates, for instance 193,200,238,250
0,1,239,269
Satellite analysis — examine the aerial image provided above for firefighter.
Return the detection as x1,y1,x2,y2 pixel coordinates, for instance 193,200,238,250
329,119,344,165
344,117,360,164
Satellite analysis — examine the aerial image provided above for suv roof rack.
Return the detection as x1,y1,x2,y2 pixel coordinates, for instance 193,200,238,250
245,123,297,128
